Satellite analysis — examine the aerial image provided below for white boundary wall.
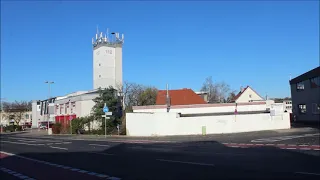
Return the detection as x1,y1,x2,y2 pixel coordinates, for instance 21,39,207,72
133,102,267,114
126,112,290,136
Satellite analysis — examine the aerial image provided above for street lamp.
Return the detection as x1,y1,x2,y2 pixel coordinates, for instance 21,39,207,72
45,81,54,133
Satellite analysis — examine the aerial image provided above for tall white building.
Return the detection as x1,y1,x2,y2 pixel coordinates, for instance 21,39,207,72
92,28,124,89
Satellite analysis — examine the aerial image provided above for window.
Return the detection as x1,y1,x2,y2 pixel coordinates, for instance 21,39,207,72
312,103,320,114
310,76,320,88
99,75,101,78
99,63,101,66
25,114,29,119
298,104,307,114
65,103,68,114
71,102,75,114
297,82,304,90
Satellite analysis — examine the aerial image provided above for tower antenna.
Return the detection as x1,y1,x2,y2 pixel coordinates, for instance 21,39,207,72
107,28,109,42
96,25,99,40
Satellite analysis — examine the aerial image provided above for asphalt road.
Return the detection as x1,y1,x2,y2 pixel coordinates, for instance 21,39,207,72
1,129,320,180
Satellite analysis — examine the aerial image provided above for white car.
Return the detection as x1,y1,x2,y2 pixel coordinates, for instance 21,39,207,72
39,125,47,129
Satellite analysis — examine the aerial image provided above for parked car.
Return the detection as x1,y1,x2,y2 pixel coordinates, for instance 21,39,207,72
76,128,85,134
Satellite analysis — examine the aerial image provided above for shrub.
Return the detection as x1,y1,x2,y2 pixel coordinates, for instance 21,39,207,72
52,123,62,134
4,125,22,132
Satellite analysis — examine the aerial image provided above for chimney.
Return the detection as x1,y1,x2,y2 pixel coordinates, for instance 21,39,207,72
240,86,244,93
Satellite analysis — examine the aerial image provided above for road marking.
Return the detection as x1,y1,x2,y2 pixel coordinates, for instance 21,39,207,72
295,172,320,176
1,140,45,146
285,148,296,150
49,146,68,150
18,140,37,143
0,151,120,180
251,133,320,143
157,159,215,167
61,142,71,144
87,152,114,156
0,166,37,180
89,144,110,147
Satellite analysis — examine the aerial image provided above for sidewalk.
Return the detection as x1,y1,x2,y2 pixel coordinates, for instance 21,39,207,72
5,126,319,144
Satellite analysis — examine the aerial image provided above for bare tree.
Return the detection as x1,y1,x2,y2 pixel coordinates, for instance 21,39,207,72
117,81,158,110
2,101,31,125
227,91,237,103
200,76,234,103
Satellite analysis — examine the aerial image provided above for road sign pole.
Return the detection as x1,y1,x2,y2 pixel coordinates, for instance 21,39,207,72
105,112,106,138
104,103,106,138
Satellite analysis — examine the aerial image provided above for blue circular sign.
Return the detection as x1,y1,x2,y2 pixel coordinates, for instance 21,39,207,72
103,106,109,113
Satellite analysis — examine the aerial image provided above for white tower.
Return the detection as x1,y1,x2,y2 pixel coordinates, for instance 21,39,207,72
92,28,124,90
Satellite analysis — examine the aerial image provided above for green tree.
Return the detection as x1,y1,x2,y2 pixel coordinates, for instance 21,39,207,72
91,86,121,134
138,87,158,106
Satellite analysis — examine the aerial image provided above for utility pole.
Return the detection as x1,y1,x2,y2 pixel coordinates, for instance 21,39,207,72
166,84,170,112
45,81,54,134
69,99,72,135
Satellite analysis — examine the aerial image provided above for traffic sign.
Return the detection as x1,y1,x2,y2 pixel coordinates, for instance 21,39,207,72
103,106,109,113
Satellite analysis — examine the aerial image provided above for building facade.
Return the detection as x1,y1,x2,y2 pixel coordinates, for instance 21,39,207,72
0,111,32,126
290,66,320,123
31,90,100,128
31,27,125,128
283,100,292,113
233,86,264,103
92,29,124,90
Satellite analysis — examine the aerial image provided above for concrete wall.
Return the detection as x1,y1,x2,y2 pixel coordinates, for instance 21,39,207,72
115,47,123,87
133,102,267,114
93,45,122,89
236,87,264,103
126,112,290,136
290,78,320,122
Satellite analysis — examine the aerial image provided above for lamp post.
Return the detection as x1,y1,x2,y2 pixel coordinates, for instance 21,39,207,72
45,81,54,133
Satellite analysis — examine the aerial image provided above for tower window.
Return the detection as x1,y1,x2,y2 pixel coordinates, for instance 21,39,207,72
99,75,101,78
99,63,101,66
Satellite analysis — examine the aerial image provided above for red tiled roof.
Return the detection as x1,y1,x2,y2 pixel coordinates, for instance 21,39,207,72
156,88,207,105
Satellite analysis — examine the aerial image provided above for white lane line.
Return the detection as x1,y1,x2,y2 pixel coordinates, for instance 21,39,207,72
157,159,215,167
87,152,114,156
18,140,37,143
89,144,110,147
0,166,37,180
295,172,320,176
49,146,68,150
0,151,120,179
61,142,71,144
1,140,45,146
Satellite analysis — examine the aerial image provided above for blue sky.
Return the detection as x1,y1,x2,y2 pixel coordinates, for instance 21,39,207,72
1,1,319,101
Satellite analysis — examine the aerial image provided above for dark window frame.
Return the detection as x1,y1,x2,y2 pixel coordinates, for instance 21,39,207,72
298,104,307,114
296,81,305,91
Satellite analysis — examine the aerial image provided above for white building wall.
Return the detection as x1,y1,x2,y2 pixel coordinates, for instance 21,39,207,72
115,47,123,87
236,87,264,103
79,100,96,117
93,45,122,89
126,112,290,136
